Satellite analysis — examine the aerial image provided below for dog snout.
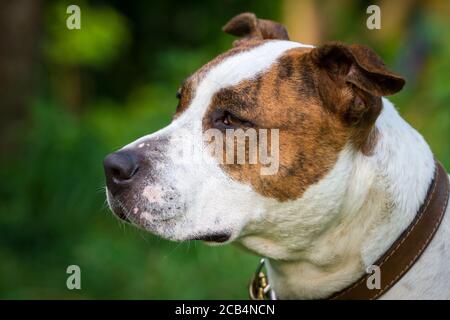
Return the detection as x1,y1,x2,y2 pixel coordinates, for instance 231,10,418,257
104,150,140,195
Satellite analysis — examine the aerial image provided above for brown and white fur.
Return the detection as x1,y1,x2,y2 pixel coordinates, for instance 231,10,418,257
104,13,450,299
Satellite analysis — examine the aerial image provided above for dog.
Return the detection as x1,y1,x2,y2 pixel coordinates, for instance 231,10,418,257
104,13,450,299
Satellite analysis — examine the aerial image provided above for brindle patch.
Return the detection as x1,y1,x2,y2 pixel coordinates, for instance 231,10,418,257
202,47,352,201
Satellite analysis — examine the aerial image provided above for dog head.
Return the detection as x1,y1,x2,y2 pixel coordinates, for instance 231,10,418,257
104,13,404,256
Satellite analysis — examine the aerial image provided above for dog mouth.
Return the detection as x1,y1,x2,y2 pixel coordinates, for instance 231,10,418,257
107,191,233,244
191,233,231,243
112,208,232,243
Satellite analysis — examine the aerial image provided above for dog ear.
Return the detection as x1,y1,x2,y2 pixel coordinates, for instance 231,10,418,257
309,42,405,126
311,42,405,97
222,12,289,46
306,42,405,153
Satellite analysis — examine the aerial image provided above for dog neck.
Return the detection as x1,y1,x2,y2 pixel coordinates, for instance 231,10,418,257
240,98,435,299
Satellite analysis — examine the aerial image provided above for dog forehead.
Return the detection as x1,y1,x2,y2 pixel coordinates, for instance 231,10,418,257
178,40,313,120
200,40,311,92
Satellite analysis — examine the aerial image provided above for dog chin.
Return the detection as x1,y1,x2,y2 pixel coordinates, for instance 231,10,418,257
138,222,235,245
154,225,236,245
188,232,233,245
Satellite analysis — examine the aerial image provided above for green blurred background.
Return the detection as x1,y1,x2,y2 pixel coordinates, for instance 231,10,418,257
0,0,448,299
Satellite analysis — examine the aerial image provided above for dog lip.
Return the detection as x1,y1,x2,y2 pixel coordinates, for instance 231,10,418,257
192,233,231,243
112,209,132,223
107,200,132,223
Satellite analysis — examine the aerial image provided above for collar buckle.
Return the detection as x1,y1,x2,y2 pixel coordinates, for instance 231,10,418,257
249,258,276,300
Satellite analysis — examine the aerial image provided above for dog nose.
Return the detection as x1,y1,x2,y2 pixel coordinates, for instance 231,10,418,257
103,150,140,195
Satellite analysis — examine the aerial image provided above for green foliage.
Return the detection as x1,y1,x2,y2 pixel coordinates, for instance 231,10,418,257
397,16,450,166
45,2,130,68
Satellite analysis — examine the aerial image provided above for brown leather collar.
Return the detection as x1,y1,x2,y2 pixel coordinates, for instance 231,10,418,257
250,160,449,300
329,160,449,299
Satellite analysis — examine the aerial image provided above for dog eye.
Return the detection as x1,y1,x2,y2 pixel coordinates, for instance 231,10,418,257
176,91,181,99
223,112,236,126
216,111,253,128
